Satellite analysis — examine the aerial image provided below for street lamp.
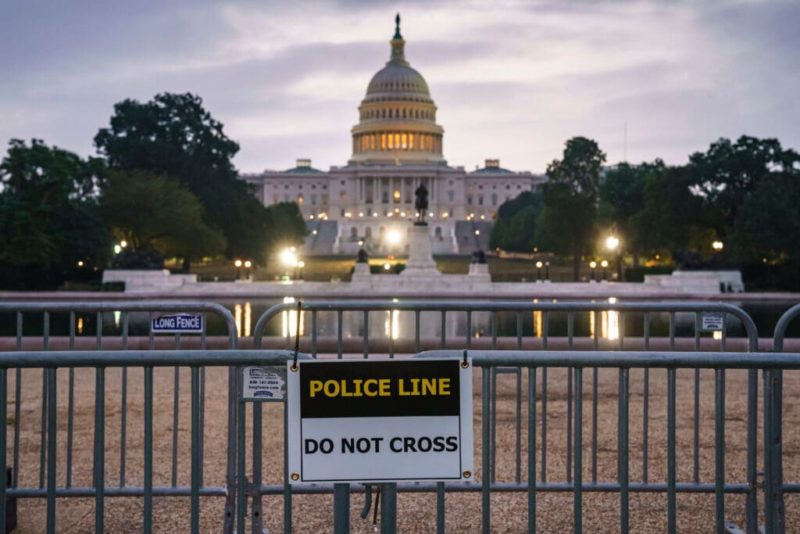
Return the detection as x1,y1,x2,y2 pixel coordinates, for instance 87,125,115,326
234,259,243,280
712,240,724,252
545,261,550,281
280,248,299,280
605,235,622,281
297,260,305,280
589,261,597,282
244,260,253,280
601,260,609,281
535,261,543,281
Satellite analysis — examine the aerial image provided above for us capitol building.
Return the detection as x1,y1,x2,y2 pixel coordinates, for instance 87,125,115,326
244,15,544,255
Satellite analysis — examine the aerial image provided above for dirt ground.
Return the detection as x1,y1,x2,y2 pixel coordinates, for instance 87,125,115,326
7,362,800,533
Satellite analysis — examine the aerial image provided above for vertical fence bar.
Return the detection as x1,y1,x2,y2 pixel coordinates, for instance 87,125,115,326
714,369,725,534
515,369,522,483
144,366,153,534
363,311,369,359
567,313,574,483
490,368,497,483
120,312,129,488
337,310,343,359
528,366,536,534
643,313,650,484
39,311,50,489
592,311,599,483
380,483,397,534
482,367,491,534
574,367,583,534
619,368,629,534
0,368,6,534
13,313,22,489
693,314,701,484
440,311,446,349
311,310,318,358
46,368,57,534
237,375,247,534
436,482,445,534
67,312,75,489
191,367,201,534
95,367,105,534
172,366,180,487
667,367,676,534
415,311,421,353
251,402,263,533
333,484,350,534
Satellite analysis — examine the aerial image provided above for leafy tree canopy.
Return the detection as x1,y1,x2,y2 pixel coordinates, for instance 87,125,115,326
100,170,226,265
490,191,543,252
0,139,109,288
545,136,606,201
94,92,290,263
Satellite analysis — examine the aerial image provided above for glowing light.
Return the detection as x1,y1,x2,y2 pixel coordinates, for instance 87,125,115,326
113,245,122,254
589,261,597,269
385,298,400,339
712,240,724,252
601,260,609,268
474,230,480,236
281,296,304,337
605,236,620,251
393,190,401,200
344,212,352,218
113,310,121,328
234,259,243,268
120,240,128,248
383,263,392,271
429,212,434,217
480,215,485,220
298,261,305,268
535,261,543,268
312,230,318,235
280,249,299,267
400,212,406,217
77,260,84,267
77,317,84,335
358,240,364,246
713,331,723,340
359,212,364,217
244,260,252,268
386,229,402,245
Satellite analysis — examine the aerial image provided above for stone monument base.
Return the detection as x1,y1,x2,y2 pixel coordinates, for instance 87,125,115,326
401,224,440,277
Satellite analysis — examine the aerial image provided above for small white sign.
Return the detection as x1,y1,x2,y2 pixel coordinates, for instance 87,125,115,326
701,312,725,332
287,358,473,484
151,314,204,334
242,367,286,401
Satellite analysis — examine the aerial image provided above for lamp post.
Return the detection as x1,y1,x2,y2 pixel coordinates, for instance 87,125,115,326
298,260,305,280
712,240,724,252
605,235,621,281
535,261,543,282
589,261,597,282
234,259,242,280
244,260,252,281
601,260,609,281
545,261,550,281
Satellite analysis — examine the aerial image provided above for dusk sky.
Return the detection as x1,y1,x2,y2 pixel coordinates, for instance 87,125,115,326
2,0,798,174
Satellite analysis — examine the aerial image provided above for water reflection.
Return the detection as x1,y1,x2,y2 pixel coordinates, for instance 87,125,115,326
588,297,620,341
281,297,303,338
234,301,253,337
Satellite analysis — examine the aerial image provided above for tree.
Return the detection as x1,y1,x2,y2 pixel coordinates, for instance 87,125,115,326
686,136,800,239
490,191,543,252
94,92,293,264
598,160,665,266
0,139,110,288
100,170,226,266
537,137,606,279
730,172,800,263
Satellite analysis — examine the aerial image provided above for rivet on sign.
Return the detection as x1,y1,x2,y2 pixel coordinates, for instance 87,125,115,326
463,470,471,478
291,472,300,481
290,364,299,372
460,360,470,369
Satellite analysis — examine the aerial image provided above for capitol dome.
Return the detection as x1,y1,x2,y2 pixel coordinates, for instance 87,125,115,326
351,14,445,164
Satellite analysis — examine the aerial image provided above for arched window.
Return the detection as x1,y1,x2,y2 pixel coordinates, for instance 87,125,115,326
435,227,443,240
491,193,497,205
350,227,358,239
365,227,372,238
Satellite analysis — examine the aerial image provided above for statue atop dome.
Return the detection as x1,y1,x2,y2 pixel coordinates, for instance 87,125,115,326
394,13,402,40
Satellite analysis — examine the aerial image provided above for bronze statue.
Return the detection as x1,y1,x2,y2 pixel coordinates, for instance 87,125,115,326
414,183,428,225
356,248,369,264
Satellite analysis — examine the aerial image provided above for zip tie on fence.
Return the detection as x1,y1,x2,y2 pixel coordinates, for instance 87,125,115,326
291,300,302,372
462,349,469,368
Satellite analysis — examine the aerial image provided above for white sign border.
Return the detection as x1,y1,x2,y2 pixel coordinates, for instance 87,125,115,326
286,357,474,484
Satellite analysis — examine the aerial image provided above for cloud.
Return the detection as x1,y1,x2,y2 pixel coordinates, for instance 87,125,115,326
1,0,798,173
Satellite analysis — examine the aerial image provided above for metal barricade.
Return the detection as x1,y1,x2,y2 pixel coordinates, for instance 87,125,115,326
0,301,240,534
250,299,761,534
768,303,800,534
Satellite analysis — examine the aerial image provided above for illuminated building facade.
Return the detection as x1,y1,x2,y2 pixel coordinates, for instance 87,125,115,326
244,16,543,255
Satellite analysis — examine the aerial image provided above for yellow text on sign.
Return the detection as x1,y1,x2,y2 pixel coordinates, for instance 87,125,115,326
307,377,452,398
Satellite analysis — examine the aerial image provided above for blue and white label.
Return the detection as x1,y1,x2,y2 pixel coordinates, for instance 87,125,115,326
151,314,204,334
701,312,725,332
242,367,286,401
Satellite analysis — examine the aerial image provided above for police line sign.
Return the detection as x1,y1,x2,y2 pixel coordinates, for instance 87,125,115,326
287,358,473,484
150,314,204,334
